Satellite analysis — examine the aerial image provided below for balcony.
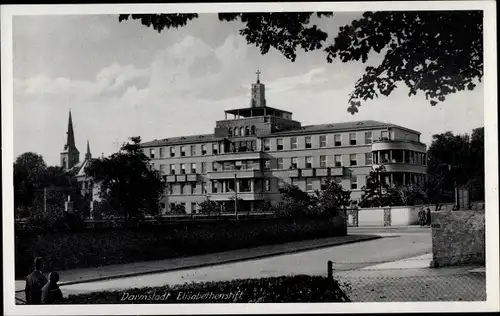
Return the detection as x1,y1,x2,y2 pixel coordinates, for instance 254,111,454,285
208,169,264,180
372,163,427,174
372,139,426,152
207,192,264,201
166,175,177,183
215,151,264,162
186,174,200,182
289,167,344,178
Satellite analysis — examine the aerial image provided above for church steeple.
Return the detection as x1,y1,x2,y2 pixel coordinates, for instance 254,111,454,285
60,110,80,170
250,69,266,108
85,140,92,161
65,110,77,151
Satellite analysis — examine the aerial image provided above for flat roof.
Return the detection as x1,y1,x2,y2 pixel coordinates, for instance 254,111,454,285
224,106,292,117
140,120,421,148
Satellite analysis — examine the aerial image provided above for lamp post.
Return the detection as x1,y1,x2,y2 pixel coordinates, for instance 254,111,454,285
234,173,238,219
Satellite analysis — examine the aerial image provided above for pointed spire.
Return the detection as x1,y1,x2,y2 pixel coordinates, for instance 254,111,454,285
85,140,92,160
65,109,77,151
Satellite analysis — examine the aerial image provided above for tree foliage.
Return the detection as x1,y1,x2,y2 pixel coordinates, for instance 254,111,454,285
14,152,85,218
85,136,166,221
426,128,484,202
119,11,483,114
276,180,351,218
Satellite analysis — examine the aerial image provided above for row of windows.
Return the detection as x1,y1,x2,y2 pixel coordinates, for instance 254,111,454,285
263,131,386,151
166,172,427,197
228,125,257,137
159,153,374,175
148,131,395,159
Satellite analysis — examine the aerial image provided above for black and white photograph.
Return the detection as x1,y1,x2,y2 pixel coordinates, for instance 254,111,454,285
1,1,498,315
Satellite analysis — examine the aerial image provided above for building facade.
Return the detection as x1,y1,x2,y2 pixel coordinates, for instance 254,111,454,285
141,74,428,214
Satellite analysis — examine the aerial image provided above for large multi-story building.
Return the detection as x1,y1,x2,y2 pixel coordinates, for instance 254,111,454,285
141,73,428,214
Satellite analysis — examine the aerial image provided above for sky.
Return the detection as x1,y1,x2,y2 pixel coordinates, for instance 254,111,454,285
12,13,484,166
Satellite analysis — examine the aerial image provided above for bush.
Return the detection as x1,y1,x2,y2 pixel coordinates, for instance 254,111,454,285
64,275,350,303
15,217,345,278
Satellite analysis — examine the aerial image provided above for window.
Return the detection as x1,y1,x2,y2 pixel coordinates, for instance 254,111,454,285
264,159,271,170
181,146,186,157
180,184,185,195
191,202,197,214
350,154,357,166
277,158,284,170
351,176,358,190
334,155,342,167
264,139,271,151
334,134,341,146
160,147,166,158
349,133,357,145
305,156,313,168
191,163,197,174
170,147,175,157
190,145,196,156
306,178,313,191
191,183,196,194
170,164,176,175
365,132,373,144
277,138,283,150
381,130,389,140
168,185,173,195
264,179,271,192
202,144,207,155
291,157,298,169
365,153,373,165
291,137,298,149
181,164,186,174
160,164,167,174
150,148,155,159
251,126,256,135
212,143,218,155
320,155,327,168
201,162,206,173
202,182,207,194
305,136,312,149
234,127,239,136
240,127,245,136
212,161,218,172
319,135,327,148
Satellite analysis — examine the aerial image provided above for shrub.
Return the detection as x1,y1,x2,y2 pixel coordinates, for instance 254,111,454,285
15,217,345,278
64,275,350,304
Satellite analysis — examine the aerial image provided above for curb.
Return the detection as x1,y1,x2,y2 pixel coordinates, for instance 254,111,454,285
36,235,381,289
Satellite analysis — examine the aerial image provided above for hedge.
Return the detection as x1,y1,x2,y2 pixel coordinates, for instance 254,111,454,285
64,275,351,303
16,216,345,278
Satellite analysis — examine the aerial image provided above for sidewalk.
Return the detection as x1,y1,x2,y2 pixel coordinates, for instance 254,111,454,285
15,234,380,292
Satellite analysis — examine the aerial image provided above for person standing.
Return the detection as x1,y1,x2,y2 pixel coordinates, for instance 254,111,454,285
41,272,63,304
25,257,48,304
426,207,432,226
418,207,424,226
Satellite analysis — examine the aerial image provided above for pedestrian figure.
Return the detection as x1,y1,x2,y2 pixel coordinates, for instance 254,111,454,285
426,207,432,226
25,257,48,305
41,272,63,304
418,207,424,226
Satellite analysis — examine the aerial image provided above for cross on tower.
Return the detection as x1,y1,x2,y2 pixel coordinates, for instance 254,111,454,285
256,69,261,83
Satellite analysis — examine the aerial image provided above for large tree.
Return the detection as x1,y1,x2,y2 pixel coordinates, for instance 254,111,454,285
426,128,485,203
119,11,483,114
85,136,166,221
14,152,47,208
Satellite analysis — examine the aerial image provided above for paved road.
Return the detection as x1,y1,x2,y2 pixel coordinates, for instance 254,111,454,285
60,227,432,297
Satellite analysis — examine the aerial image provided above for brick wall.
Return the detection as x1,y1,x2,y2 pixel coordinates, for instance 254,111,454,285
430,210,485,267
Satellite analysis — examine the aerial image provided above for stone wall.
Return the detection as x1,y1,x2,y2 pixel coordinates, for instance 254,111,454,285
430,210,485,267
